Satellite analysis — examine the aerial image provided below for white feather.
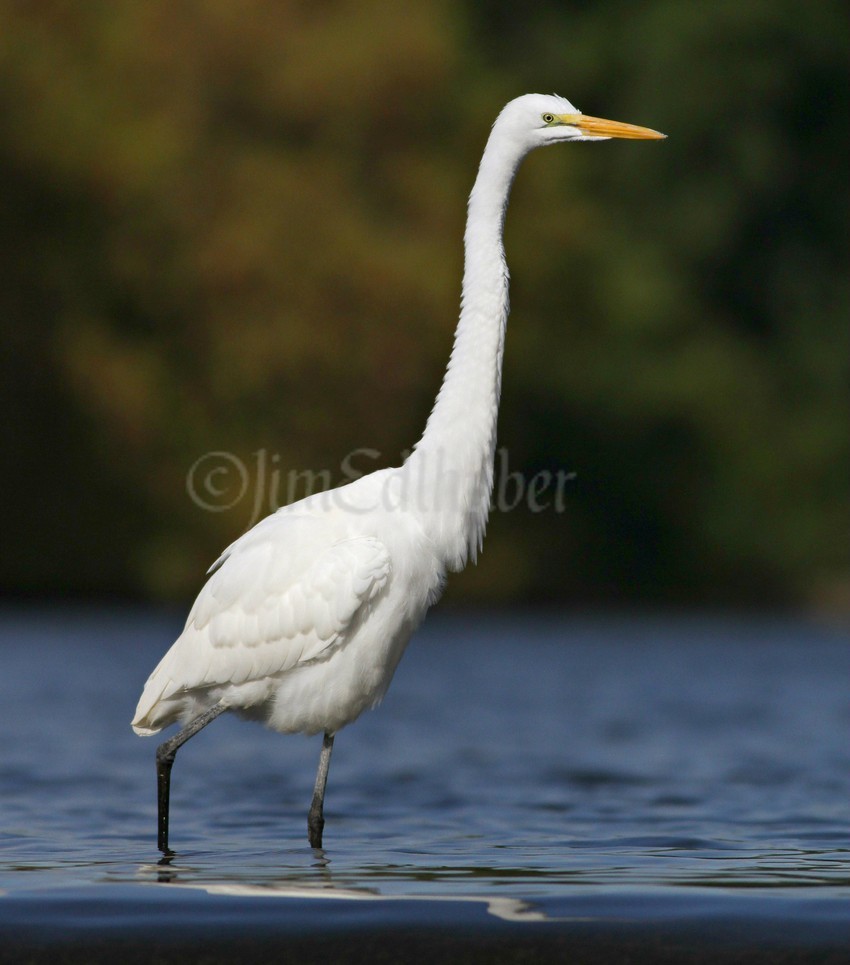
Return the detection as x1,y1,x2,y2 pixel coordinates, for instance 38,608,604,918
132,496,402,734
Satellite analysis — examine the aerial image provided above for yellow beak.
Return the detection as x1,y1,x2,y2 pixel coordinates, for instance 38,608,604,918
557,113,666,140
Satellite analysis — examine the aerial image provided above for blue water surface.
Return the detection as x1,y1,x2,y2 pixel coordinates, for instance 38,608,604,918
1,609,848,960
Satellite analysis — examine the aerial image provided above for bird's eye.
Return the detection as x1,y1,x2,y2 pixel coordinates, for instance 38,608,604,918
542,113,556,125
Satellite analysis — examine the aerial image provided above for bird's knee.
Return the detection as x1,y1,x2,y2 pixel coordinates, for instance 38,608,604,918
156,743,176,768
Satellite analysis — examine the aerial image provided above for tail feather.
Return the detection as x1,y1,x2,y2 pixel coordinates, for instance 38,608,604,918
131,651,182,736
131,678,171,735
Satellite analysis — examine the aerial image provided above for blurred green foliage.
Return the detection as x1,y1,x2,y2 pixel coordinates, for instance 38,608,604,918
0,0,846,608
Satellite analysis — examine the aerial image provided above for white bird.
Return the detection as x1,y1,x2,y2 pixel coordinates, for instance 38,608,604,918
132,94,664,853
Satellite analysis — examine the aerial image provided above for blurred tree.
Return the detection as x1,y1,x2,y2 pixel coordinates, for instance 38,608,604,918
464,0,849,606
0,0,846,607
0,0,475,597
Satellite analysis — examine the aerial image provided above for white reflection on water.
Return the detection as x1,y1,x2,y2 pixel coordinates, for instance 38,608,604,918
141,875,554,923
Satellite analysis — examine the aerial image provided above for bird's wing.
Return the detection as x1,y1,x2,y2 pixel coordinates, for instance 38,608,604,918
190,527,392,681
132,516,391,728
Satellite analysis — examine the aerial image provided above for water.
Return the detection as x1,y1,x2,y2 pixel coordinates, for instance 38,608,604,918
1,609,848,962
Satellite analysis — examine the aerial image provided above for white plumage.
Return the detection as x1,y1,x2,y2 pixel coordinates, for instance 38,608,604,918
134,467,446,853
132,94,664,852
134,475,435,738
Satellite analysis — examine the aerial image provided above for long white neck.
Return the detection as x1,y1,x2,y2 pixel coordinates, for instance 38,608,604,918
403,123,526,571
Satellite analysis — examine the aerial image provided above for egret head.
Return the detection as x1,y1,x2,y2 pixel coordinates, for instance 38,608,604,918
495,93,665,153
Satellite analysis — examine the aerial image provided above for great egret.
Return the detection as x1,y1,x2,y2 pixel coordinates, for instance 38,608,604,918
132,94,664,852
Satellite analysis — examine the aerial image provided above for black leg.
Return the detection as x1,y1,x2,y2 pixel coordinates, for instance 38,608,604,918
307,732,334,848
155,703,226,854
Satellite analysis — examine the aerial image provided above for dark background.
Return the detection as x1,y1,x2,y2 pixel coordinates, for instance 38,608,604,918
1,0,846,609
